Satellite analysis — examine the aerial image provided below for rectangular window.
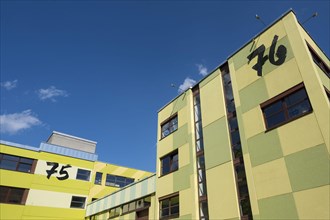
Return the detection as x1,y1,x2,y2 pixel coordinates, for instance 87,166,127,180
0,186,28,205
160,150,178,176
261,84,312,130
109,206,121,218
0,153,36,173
94,172,102,185
105,174,134,187
161,115,178,138
76,169,91,181
70,196,86,209
307,42,330,78
159,193,179,219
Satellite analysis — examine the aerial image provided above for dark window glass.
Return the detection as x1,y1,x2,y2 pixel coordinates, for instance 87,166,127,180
307,43,330,77
76,169,91,181
0,153,35,173
200,201,209,219
159,194,179,219
0,186,27,205
70,196,86,209
94,172,102,185
262,86,312,129
161,150,178,176
105,174,134,187
161,115,178,138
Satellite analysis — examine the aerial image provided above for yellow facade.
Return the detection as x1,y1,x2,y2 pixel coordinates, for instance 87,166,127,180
0,132,152,220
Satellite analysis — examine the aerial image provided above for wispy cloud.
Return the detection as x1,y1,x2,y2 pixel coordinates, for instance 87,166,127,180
37,86,69,102
178,77,196,93
196,64,208,76
0,110,41,135
1,80,18,90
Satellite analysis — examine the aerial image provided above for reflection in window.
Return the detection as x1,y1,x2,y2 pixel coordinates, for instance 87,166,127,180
262,84,312,129
76,169,91,181
160,150,178,176
105,174,134,187
161,115,178,138
94,172,102,185
159,194,179,219
0,153,35,173
0,186,27,205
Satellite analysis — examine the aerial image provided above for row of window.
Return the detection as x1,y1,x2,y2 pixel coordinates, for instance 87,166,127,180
0,185,86,209
94,172,135,188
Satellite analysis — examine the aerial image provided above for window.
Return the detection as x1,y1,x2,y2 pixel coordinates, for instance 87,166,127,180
0,153,35,173
160,150,178,176
307,42,330,78
94,172,102,185
0,186,28,205
261,84,312,130
70,196,86,209
109,206,121,218
159,193,179,219
76,169,91,181
161,115,178,138
325,87,330,102
105,174,134,187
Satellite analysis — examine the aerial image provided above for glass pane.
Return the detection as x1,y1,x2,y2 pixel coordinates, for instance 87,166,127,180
240,198,251,216
161,199,169,209
227,100,236,113
161,207,169,217
198,169,205,182
170,196,179,205
194,105,201,122
171,154,178,171
20,158,33,164
288,100,311,118
285,89,307,106
263,101,283,117
161,157,170,175
2,155,19,161
196,139,204,152
8,188,24,204
224,84,233,101
17,163,32,172
126,178,134,184
266,111,286,128
171,204,179,215
229,117,238,131
199,182,206,196
95,172,102,184
196,121,203,140
197,156,205,169
193,95,200,105
200,201,208,218
0,160,17,170
223,73,231,85
0,187,9,202
231,130,241,146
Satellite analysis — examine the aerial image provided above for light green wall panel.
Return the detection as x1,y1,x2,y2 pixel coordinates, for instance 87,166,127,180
203,117,232,170
173,164,191,192
285,144,329,192
258,193,298,219
173,123,188,149
172,93,187,113
248,130,283,167
239,79,268,113
199,69,220,88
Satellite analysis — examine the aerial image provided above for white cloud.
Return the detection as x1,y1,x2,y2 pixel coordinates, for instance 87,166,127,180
37,86,68,102
178,77,196,93
196,64,208,76
1,80,18,90
0,110,41,135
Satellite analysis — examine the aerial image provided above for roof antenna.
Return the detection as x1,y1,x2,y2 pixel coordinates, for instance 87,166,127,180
302,12,318,24
255,14,266,26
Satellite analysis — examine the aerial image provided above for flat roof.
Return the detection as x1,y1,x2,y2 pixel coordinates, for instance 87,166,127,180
47,131,97,144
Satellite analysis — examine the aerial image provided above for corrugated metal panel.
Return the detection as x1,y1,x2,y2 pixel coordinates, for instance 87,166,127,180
40,142,98,161
86,174,156,217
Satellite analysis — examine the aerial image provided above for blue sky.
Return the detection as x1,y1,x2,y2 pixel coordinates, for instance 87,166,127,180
1,1,329,172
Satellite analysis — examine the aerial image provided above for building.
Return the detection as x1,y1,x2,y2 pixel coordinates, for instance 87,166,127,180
0,131,152,220
85,9,329,220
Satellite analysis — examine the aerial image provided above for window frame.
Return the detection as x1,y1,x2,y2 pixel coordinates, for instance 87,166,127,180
159,192,179,220
261,83,313,131
0,153,37,174
94,172,103,185
76,168,91,181
160,114,178,139
160,150,179,177
306,42,330,78
70,196,86,209
105,174,134,188
0,186,29,205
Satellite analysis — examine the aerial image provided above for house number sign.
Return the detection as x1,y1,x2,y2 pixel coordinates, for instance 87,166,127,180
46,162,72,180
247,35,287,76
